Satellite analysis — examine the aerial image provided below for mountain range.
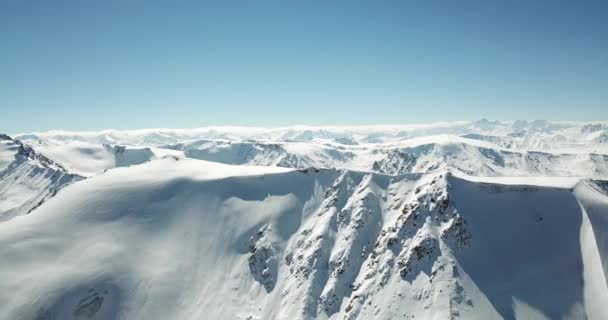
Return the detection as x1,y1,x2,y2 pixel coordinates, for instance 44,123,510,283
1,120,607,320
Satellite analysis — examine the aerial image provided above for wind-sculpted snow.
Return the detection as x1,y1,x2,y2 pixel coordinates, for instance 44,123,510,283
22,139,181,176
1,158,607,319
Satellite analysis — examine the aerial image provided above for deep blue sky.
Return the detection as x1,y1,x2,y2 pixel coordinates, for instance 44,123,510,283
1,0,607,132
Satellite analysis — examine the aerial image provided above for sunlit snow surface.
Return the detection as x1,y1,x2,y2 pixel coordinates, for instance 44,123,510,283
1,120,608,319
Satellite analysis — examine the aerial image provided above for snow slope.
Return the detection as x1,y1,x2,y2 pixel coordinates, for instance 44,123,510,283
24,139,182,176
0,134,82,221
1,158,606,320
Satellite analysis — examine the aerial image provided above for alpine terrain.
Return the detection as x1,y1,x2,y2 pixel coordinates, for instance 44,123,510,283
1,120,607,320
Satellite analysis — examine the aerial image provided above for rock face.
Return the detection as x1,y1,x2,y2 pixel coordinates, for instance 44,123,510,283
248,227,279,292
581,123,607,134
33,282,121,320
0,135,82,221
1,158,604,320
371,149,417,175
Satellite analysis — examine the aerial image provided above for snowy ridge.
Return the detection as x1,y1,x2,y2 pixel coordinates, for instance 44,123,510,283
0,134,82,220
19,135,606,179
22,139,182,176
13,120,608,179
160,137,608,178
0,158,606,319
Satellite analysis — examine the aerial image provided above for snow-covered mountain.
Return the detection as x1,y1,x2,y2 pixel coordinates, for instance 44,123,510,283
23,139,182,176
1,120,608,319
13,120,608,179
0,134,82,221
0,159,606,319
161,136,608,178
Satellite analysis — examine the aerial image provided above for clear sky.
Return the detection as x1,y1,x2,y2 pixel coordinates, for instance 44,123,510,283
1,0,607,132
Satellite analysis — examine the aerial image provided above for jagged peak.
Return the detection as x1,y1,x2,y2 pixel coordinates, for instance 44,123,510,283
0,135,80,176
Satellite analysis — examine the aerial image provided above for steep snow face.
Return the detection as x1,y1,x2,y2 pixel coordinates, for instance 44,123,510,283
0,134,19,172
572,180,608,320
0,135,82,221
1,158,606,320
